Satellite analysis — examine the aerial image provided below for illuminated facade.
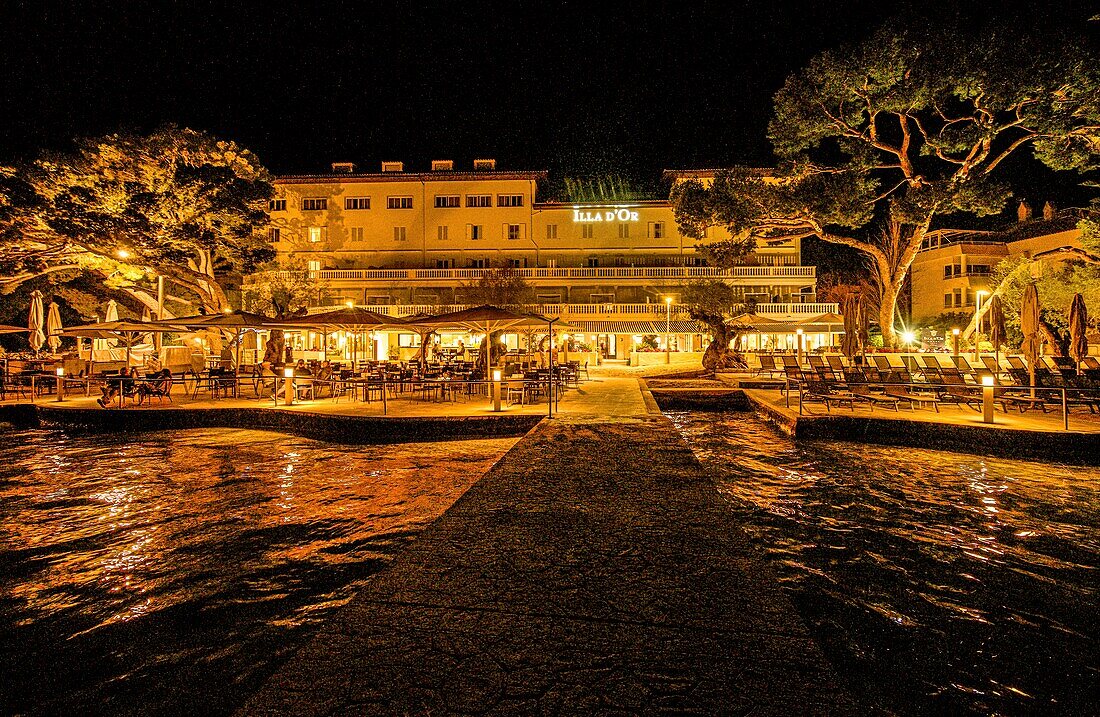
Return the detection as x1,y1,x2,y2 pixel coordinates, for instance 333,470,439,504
910,210,1083,323
249,160,839,358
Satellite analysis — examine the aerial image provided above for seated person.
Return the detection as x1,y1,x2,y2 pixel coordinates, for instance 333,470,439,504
98,367,139,407
145,352,163,375
219,344,236,369
293,359,313,377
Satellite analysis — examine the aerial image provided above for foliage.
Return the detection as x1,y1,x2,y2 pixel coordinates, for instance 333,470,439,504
242,260,324,319
988,255,1100,353
460,262,535,308
558,176,650,202
0,125,275,313
681,280,757,372
671,17,1100,346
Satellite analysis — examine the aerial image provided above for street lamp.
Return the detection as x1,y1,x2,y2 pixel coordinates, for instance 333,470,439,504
665,296,672,364
952,327,960,357
796,328,804,366
974,290,989,360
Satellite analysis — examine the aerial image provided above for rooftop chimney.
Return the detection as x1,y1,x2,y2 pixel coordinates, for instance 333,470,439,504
331,162,356,173
381,161,404,173
472,158,496,170
431,159,454,171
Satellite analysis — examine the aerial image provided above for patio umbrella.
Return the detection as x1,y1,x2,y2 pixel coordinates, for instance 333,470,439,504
407,305,557,378
1068,293,1089,371
274,306,404,365
803,311,844,350
1020,283,1041,396
154,310,276,370
987,295,1007,366
104,299,119,348
46,301,63,353
62,320,183,370
0,324,29,334
28,290,45,354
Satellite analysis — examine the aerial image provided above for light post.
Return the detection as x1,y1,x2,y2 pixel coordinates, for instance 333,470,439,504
973,290,988,361
55,367,64,402
796,328,804,366
665,296,672,364
492,369,502,412
952,327,960,357
283,366,294,406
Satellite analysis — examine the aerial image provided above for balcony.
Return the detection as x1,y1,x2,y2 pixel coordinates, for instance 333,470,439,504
258,265,816,284
309,302,839,322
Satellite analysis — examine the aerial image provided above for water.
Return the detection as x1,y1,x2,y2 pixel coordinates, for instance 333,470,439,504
670,411,1099,716
0,428,515,716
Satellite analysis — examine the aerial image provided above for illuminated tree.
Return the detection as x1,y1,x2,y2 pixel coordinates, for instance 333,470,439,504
459,262,536,373
672,19,1100,347
0,126,274,315
681,280,756,373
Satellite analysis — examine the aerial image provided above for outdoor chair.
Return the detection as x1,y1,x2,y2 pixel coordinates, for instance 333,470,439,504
1036,371,1100,413
1081,356,1100,371
826,355,846,373
140,374,173,404
780,354,800,368
884,384,940,412
845,376,900,411
800,376,857,412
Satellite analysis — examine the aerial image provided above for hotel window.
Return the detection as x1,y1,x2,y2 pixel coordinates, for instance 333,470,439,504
307,260,322,272
466,194,492,208
269,199,286,212
648,221,665,239
435,195,460,208
268,227,281,242
591,292,614,303
437,225,449,241
470,258,488,268
302,198,327,211
618,223,630,239
387,196,413,209
537,293,562,303
944,293,953,308
466,224,483,240
497,194,524,207
349,227,366,242
546,224,558,239
308,227,323,244
345,197,370,210
965,288,974,306
586,257,599,268
507,259,522,268
393,226,407,242
436,258,455,268
581,225,594,239
968,263,991,276
505,223,522,240
944,262,962,278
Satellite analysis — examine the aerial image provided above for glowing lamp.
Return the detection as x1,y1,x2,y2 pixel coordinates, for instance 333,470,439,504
56,367,64,377
283,367,294,378
345,300,355,308
952,328,960,336
902,330,916,344
116,249,130,260
492,369,502,382
981,375,994,386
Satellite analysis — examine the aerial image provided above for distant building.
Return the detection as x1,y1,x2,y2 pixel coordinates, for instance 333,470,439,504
247,160,839,359
910,211,1083,323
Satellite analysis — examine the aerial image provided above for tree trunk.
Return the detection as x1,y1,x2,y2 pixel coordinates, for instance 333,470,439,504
878,282,900,349
263,329,285,365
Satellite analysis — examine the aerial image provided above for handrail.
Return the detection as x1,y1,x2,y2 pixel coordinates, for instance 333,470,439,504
249,265,817,282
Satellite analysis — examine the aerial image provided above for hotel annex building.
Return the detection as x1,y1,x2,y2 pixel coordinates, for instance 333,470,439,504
251,159,838,359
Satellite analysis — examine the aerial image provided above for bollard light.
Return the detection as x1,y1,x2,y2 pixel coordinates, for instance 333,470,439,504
283,366,295,406
952,328,960,357
56,367,65,402
981,374,994,424
492,369,502,412
796,328,804,365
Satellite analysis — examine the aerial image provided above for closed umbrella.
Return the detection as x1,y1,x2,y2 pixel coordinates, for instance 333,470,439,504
46,302,63,353
1068,293,1089,371
1020,283,1041,397
840,295,859,360
28,290,45,354
105,299,119,322
988,295,1006,366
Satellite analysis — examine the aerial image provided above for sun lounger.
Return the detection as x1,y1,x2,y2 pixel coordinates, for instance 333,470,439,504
884,384,940,411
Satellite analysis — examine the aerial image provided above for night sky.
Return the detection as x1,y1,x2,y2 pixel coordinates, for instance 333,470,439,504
2,0,1093,183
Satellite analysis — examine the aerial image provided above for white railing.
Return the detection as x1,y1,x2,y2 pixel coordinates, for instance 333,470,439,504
304,302,838,319
254,265,816,283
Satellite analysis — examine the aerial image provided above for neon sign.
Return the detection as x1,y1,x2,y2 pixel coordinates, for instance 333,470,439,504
572,207,639,223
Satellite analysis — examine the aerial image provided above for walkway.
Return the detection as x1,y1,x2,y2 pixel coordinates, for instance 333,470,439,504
238,380,854,715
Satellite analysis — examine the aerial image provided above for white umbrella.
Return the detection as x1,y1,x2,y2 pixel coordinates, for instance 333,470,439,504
28,290,45,354
46,302,63,353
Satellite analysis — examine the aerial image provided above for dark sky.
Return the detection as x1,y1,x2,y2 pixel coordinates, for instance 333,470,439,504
0,0,1094,182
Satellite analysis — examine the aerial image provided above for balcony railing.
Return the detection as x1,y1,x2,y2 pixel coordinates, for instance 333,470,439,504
256,265,816,283
306,302,839,320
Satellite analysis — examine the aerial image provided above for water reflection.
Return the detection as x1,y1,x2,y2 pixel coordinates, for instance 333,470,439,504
670,411,1099,715
0,428,515,716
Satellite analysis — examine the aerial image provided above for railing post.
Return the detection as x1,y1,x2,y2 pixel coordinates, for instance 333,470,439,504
1062,388,1068,431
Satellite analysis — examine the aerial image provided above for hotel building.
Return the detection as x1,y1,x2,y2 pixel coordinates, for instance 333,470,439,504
249,160,838,360
910,205,1084,324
